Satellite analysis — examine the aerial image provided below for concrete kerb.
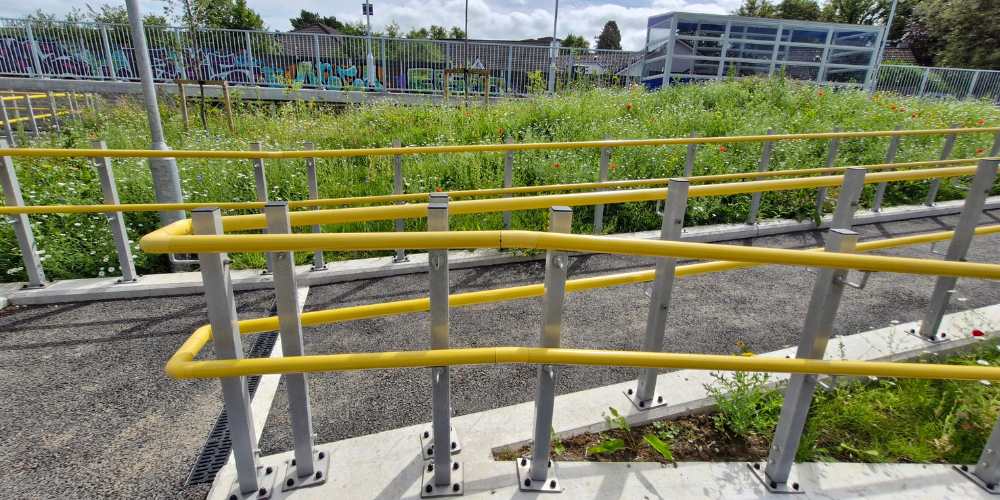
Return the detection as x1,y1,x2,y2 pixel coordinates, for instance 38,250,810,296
1,196,998,306
205,304,1000,499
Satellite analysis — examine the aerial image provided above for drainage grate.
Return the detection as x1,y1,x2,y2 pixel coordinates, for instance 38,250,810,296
186,325,280,485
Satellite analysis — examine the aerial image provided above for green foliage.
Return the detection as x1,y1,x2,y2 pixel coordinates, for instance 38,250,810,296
704,366,786,438
604,406,631,433
776,0,822,20
595,21,622,50
910,0,1000,70
86,3,168,26
162,0,265,31
289,10,345,31
551,428,565,456
643,433,674,460
586,438,625,456
733,0,778,17
819,0,889,25
562,33,590,49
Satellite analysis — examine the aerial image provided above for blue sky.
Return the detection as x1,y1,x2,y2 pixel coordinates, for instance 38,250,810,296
0,0,741,51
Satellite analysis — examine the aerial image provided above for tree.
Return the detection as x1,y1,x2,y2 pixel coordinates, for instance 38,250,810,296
162,0,265,31
289,10,345,31
86,3,167,25
733,0,777,17
220,0,264,31
404,25,466,40
595,21,622,50
562,33,590,49
819,0,889,25
776,0,821,20
449,26,466,40
907,0,1000,70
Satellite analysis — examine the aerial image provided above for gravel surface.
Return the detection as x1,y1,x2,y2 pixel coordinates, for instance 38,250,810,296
257,210,1000,456
0,290,275,499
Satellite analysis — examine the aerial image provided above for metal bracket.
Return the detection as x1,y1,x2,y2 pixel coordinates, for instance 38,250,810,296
747,462,805,494
281,449,330,492
420,425,462,459
421,460,464,498
624,387,666,410
834,271,872,290
393,255,411,263
311,264,328,271
516,457,563,492
955,465,1000,494
930,241,947,256
907,327,949,343
806,374,839,391
952,178,972,192
225,462,279,500
655,200,664,216
168,253,200,266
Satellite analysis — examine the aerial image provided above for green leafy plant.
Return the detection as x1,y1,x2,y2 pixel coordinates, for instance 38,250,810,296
704,344,785,439
551,428,565,456
644,433,674,460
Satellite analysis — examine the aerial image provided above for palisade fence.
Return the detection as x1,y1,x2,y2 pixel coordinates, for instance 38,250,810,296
0,18,640,96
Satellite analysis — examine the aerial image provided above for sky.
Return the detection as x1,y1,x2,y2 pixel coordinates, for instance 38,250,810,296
0,0,744,51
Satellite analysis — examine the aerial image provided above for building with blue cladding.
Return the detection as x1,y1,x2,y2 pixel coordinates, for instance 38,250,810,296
641,13,884,89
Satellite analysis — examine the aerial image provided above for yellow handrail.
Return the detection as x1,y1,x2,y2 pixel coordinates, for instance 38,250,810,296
3,126,999,159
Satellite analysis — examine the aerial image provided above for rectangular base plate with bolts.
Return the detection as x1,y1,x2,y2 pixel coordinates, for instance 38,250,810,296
624,388,666,411
281,449,330,492
420,460,463,498
747,463,805,494
516,458,563,492
955,465,1000,494
226,464,278,500
907,327,950,343
420,426,461,460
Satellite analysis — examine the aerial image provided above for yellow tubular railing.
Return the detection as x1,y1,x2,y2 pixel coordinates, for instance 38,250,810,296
4,126,1000,160
0,157,981,216
165,224,1000,379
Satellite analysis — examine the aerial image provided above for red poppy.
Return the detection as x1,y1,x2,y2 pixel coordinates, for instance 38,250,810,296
649,120,653,123
912,114,917,117
980,120,986,124
978,150,985,154
973,329,986,337
900,108,905,112
553,163,559,168
90,132,95,136
719,147,726,151
626,104,631,110
466,111,470,115
498,128,502,134
436,188,442,192
611,164,616,169
891,106,896,110
818,92,823,96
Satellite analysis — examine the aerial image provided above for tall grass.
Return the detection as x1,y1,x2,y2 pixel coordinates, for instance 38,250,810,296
2,76,998,282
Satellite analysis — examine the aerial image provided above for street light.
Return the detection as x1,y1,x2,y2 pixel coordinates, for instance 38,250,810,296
363,2,375,89
548,0,559,93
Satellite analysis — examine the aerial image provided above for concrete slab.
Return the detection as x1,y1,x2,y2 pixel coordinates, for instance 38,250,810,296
206,304,1000,499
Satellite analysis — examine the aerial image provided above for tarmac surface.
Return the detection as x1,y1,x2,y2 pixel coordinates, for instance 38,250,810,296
0,210,998,498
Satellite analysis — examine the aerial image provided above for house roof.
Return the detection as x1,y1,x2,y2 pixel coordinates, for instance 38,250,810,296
291,23,342,36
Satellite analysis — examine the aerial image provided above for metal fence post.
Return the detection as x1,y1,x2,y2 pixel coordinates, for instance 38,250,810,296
918,67,931,97
264,201,329,490
566,49,574,89
23,94,39,139
747,128,776,225
967,70,981,100
45,91,59,132
0,139,45,287
0,97,15,147
250,142,272,274
628,180,689,410
924,123,960,206
518,206,572,493
65,91,76,118
91,141,138,282
814,126,844,216
593,134,612,235
303,143,326,270
919,159,999,340
392,140,409,263
101,26,116,80
506,45,513,95
190,207,271,498
960,401,1000,489
25,22,43,78
871,125,904,212
503,137,515,230
420,193,463,497
683,131,698,177
313,34,321,88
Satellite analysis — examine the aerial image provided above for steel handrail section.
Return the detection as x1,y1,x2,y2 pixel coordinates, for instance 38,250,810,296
0,158,981,216
165,225,1000,379
3,126,999,160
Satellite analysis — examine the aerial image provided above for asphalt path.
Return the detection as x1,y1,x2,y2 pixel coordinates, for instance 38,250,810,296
0,210,998,498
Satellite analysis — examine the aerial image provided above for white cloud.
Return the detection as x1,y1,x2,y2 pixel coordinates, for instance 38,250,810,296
0,0,744,51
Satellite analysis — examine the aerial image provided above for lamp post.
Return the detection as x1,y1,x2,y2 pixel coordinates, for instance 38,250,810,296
364,2,375,89
548,0,559,93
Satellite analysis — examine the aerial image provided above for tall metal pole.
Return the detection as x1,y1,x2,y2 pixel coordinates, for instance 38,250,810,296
365,3,375,89
548,0,559,93
125,0,185,233
869,0,899,91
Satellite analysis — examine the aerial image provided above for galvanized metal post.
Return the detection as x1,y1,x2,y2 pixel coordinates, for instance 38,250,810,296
829,168,867,230
593,134,612,235
518,206,572,493
421,193,463,498
967,70,981,100
814,126,844,216
46,91,59,131
503,137,515,230
757,228,860,494
919,159,999,340
628,180,689,410
925,123,961,206
92,141,138,283
992,132,1000,157
566,49,574,88
0,139,45,287
0,97,15,147
303,143,326,270
250,142,272,274
393,140,409,263
313,34,321,88
683,131,698,177
263,202,329,490
244,32,254,77
918,67,931,97
961,408,1000,490
506,45,514,95
871,125,904,212
747,129,776,225
101,26,116,80
190,207,271,498
65,91,76,118
23,94,39,139
24,22,43,78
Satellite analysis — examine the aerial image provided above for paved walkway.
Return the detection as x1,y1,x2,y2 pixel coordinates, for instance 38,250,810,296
0,210,997,498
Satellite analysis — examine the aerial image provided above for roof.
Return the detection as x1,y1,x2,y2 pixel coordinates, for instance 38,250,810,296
648,11,884,32
290,23,342,36
883,45,917,65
